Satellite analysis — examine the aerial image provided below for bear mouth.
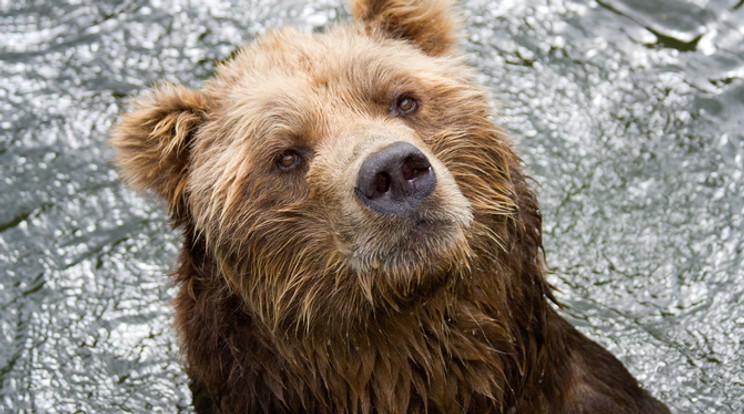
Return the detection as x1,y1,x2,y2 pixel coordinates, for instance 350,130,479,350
403,215,458,241
343,208,471,276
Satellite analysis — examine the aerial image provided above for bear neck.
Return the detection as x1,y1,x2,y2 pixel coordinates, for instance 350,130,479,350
173,221,575,412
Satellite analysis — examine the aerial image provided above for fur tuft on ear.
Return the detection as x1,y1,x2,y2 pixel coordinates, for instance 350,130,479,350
352,0,458,56
110,83,209,219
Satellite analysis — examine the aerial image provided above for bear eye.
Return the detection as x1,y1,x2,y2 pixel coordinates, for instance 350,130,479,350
393,95,419,116
275,150,303,171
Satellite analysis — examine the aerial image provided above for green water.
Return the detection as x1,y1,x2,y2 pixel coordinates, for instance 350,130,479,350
1,0,742,412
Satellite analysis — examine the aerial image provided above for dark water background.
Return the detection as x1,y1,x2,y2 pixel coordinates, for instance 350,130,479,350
1,0,742,412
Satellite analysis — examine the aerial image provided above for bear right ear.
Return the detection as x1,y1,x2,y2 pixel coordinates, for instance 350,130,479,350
110,83,209,218
352,0,458,56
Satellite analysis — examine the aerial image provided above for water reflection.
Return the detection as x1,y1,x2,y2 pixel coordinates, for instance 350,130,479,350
1,0,742,412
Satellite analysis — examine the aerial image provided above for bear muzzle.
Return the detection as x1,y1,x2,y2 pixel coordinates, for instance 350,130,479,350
354,141,437,216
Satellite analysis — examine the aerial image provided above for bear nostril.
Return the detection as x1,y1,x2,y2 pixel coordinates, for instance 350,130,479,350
375,172,392,195
401,155,431,182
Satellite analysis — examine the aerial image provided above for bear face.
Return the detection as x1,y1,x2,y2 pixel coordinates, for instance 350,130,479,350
111,1,668,412
187,28,523,334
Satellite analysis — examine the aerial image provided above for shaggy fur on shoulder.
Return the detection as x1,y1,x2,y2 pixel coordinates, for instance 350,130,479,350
111,0,670,412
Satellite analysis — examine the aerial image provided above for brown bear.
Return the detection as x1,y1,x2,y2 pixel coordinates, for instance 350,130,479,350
111,0,670,412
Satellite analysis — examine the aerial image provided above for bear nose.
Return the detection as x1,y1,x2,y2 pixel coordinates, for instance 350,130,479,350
355,141,437,215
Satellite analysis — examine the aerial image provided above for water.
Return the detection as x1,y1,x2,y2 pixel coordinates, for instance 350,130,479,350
1,0,742,412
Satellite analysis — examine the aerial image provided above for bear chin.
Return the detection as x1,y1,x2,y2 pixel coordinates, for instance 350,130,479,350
345,218,473,307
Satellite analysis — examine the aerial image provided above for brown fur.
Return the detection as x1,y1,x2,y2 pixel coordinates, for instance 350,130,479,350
110,1,669,412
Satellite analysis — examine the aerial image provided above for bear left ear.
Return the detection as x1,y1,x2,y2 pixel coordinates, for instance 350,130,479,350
110,83,209,219
352,0,458,56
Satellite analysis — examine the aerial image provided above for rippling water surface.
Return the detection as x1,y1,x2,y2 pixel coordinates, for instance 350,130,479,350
1,0,742,412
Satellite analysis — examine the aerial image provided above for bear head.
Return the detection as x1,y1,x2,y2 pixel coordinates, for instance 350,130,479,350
111,0,545,343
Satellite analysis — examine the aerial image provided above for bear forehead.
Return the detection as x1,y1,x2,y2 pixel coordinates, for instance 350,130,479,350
209,27,468,106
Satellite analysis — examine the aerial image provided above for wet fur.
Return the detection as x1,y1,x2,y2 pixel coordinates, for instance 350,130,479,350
111,0,669,412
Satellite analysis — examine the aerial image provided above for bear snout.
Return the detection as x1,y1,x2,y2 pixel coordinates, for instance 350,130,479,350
354,141,437,215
